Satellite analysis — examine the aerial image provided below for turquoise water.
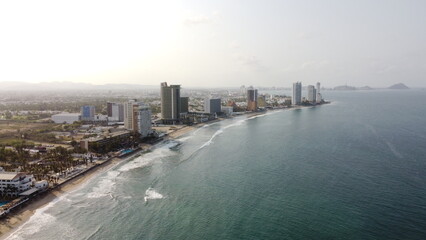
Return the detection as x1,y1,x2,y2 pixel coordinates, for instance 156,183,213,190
6,90,426,240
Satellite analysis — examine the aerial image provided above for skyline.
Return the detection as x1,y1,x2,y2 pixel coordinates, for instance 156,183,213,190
1,0,426,87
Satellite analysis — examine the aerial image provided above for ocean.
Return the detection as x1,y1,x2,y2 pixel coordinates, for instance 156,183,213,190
6,90,426,240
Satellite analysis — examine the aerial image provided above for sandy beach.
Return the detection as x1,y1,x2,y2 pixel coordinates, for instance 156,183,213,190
0,157,124,239
0,123,198,239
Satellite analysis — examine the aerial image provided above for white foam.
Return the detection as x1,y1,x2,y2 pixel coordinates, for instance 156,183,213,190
199,129,224,149
119,143,177,172
5,197,61,240
144,187,164,202
86,142,177,199
87,170,120,199
177,135,193,142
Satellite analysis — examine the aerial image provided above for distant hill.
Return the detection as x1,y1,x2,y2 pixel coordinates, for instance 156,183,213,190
388,83,409,89
358,86,373,90
334,85,357,91
0,82,158,91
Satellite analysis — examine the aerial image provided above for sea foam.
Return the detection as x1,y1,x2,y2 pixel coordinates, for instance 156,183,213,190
86,142,178,199
144,187,164,202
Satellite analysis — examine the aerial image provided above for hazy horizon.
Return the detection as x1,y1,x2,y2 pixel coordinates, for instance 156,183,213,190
1,0,425,88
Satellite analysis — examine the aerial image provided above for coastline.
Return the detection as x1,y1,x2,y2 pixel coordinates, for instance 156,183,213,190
0,156,129,240
0,123,195,239
0,103,327,238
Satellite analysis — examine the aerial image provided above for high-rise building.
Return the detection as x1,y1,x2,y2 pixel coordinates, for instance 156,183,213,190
161,82,181,124
124,100,152,137
204,98,221,114
307,85,317,103
292,82,302,105
240,85,246,96
107,102,113,117
124,100,138,131
81,106,95,121
180,97,189,113
247,87,258,111
316,82,322,103
136,104,152,138
107,102,124,122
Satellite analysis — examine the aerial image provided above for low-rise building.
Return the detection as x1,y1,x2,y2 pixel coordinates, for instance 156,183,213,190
51,113,81,124
0,171,35,197
221,106,233,116
80,131,131,152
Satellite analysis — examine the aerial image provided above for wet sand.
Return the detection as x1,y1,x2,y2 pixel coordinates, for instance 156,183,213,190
0,158,122,239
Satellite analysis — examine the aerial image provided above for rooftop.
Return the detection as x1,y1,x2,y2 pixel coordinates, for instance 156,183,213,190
0,172,26,181
52,113,81,117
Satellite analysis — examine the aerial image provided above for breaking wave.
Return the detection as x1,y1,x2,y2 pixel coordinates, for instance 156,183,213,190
86,141,178,199
144,187,164,202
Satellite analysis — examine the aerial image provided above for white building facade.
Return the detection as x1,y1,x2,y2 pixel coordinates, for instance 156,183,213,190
124,100,138,131
307,85,317,103
316,82,322,103
51,113,81,124
0,171,35,197
136,105,152,138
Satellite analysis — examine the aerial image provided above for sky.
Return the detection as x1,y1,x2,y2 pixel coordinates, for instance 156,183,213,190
1,0,425,88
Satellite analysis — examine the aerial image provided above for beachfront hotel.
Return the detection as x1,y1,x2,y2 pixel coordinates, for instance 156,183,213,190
123,100,152,138
204,98,222,114
160,82,181,124
316,82,322,103
0,169,35,197
307,85,317,103
292,82,302,105
247,87,258,111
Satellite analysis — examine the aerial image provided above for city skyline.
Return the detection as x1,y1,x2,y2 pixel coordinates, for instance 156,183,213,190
1,1,426,88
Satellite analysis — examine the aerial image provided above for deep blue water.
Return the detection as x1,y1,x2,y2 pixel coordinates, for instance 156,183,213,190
5,90,426,240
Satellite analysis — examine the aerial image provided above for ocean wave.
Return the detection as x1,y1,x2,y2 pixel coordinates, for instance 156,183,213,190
119,142,178,172
197,118,249,150
87,170,120,199
5,197,62,240
177,135,193,142
87,142,178,199
144,187,164,202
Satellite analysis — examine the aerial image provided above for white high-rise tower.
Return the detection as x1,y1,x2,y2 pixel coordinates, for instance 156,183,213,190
316,82,322,103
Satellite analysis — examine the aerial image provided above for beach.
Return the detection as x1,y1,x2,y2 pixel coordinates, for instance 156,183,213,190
0,156,125,239
0,123,198,239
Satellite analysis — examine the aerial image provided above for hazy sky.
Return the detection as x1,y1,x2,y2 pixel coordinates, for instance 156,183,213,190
1,0,425,88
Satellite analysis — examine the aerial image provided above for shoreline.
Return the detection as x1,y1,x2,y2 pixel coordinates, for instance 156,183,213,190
0,103,327,238
0,124,195,239
0,155,133,239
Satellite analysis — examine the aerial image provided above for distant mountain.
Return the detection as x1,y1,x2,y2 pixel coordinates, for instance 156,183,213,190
358,86,373,90
333,85,357,91
0,82,158,91
388,83,409,90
